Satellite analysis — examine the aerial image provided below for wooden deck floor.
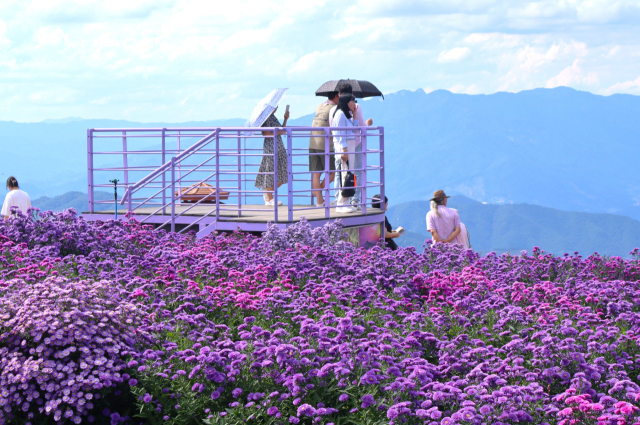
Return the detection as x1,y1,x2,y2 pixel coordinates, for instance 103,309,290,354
91,204,385,224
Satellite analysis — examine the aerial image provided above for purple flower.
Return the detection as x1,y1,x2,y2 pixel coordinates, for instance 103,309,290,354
143,394,152,403
339,394,349,402
297,404,317,417
361,394,375,408
211,391,220,400
479,405,493,415
232,388,243,398
268,407,280,416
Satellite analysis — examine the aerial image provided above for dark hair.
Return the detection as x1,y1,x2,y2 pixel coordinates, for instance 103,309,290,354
326,91,338,100
339,84,353,94
372,194,388,209
6,176,18,189
333,94,354,120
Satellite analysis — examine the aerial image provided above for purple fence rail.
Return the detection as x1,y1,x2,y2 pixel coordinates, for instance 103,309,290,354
85,126,385,239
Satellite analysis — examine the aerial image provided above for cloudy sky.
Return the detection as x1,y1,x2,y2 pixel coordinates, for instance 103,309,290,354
1,0,640,122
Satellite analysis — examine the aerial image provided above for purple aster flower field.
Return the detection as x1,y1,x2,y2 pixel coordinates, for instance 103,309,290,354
1,210,640,425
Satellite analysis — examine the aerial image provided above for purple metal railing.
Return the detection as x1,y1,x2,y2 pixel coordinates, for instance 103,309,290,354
85,126,385,238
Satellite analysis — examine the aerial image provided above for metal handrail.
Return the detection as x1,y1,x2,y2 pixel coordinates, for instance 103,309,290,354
87,125,385,238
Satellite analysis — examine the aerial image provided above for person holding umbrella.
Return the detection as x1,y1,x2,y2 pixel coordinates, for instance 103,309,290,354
245,89,290,206
316,80,379,210
331,93,360,213
330,84,372,210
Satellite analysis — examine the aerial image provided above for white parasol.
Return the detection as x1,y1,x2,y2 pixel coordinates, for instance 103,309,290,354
243,88,288,137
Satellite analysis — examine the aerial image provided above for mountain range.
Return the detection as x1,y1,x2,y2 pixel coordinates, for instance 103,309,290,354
2,86,639,254
4,86,637,219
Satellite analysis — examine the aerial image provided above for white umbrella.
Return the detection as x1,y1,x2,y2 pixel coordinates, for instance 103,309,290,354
243,88,288,137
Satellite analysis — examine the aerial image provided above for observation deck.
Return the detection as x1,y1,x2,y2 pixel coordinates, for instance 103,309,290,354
84,126,385,244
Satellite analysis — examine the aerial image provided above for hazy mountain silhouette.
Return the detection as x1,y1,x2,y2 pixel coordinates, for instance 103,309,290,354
292,86,640,221
386,195,640,257
2,86,639,221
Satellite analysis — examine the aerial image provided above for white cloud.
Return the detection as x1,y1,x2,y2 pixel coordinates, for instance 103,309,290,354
1,0,640,122
34,27,68,47
449,83,481,94
604,76,640,94
546,59,598,88
437,47,471,63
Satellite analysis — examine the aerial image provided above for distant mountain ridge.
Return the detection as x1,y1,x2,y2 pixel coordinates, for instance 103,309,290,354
2,86,640,221
0,118,245,199
386,195,640,257
290,86,640,221
32,191,112,214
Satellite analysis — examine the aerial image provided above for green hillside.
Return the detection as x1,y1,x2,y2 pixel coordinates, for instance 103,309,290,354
386,195,640,257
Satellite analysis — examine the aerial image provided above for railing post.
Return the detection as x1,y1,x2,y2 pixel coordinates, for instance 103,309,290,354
361,127,367,215
122,130,129,211
379,127,385,233
287,129,293,222
171,156,176,233
273,128,278,223
177,130,182,192
324,128,330,218
243,135,247,206
162,128,167,215
237,130,242,218
215,129,220,222
87,129,94,213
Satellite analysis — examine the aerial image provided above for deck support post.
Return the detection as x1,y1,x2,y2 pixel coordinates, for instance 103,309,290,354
287,129,293,222
87,129,94,213
171,156,176,233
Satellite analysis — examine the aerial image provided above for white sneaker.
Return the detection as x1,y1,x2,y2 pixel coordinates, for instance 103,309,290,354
317,202,325,207
336,206,357,213
330,200,338,206
265,199,283,206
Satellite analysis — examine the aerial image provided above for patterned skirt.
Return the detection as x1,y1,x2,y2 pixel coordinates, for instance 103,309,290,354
255,136,289,189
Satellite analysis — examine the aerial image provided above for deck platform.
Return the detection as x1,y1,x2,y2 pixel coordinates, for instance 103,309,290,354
84,204,385,233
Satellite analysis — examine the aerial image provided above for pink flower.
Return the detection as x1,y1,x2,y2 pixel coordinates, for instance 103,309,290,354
558,408,574,417
621,404,636,416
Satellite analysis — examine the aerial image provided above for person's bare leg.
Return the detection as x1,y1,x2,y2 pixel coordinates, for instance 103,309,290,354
264,187,274,202
312,172,323,205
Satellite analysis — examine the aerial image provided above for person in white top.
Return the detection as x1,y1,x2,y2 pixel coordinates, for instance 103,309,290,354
329,84,373,208
330,94,360,213
426,190,461,243
2,176,31,219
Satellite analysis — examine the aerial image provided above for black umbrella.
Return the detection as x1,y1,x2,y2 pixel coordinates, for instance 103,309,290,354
315,79,384,99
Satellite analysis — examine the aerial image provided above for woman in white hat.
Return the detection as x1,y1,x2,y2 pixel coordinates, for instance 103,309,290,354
426,190,460,244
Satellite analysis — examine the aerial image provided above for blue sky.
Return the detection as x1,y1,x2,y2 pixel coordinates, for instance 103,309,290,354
1,0,640,122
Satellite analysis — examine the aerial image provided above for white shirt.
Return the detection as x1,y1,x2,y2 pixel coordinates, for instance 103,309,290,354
1,189,31,216
330,109,357,151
